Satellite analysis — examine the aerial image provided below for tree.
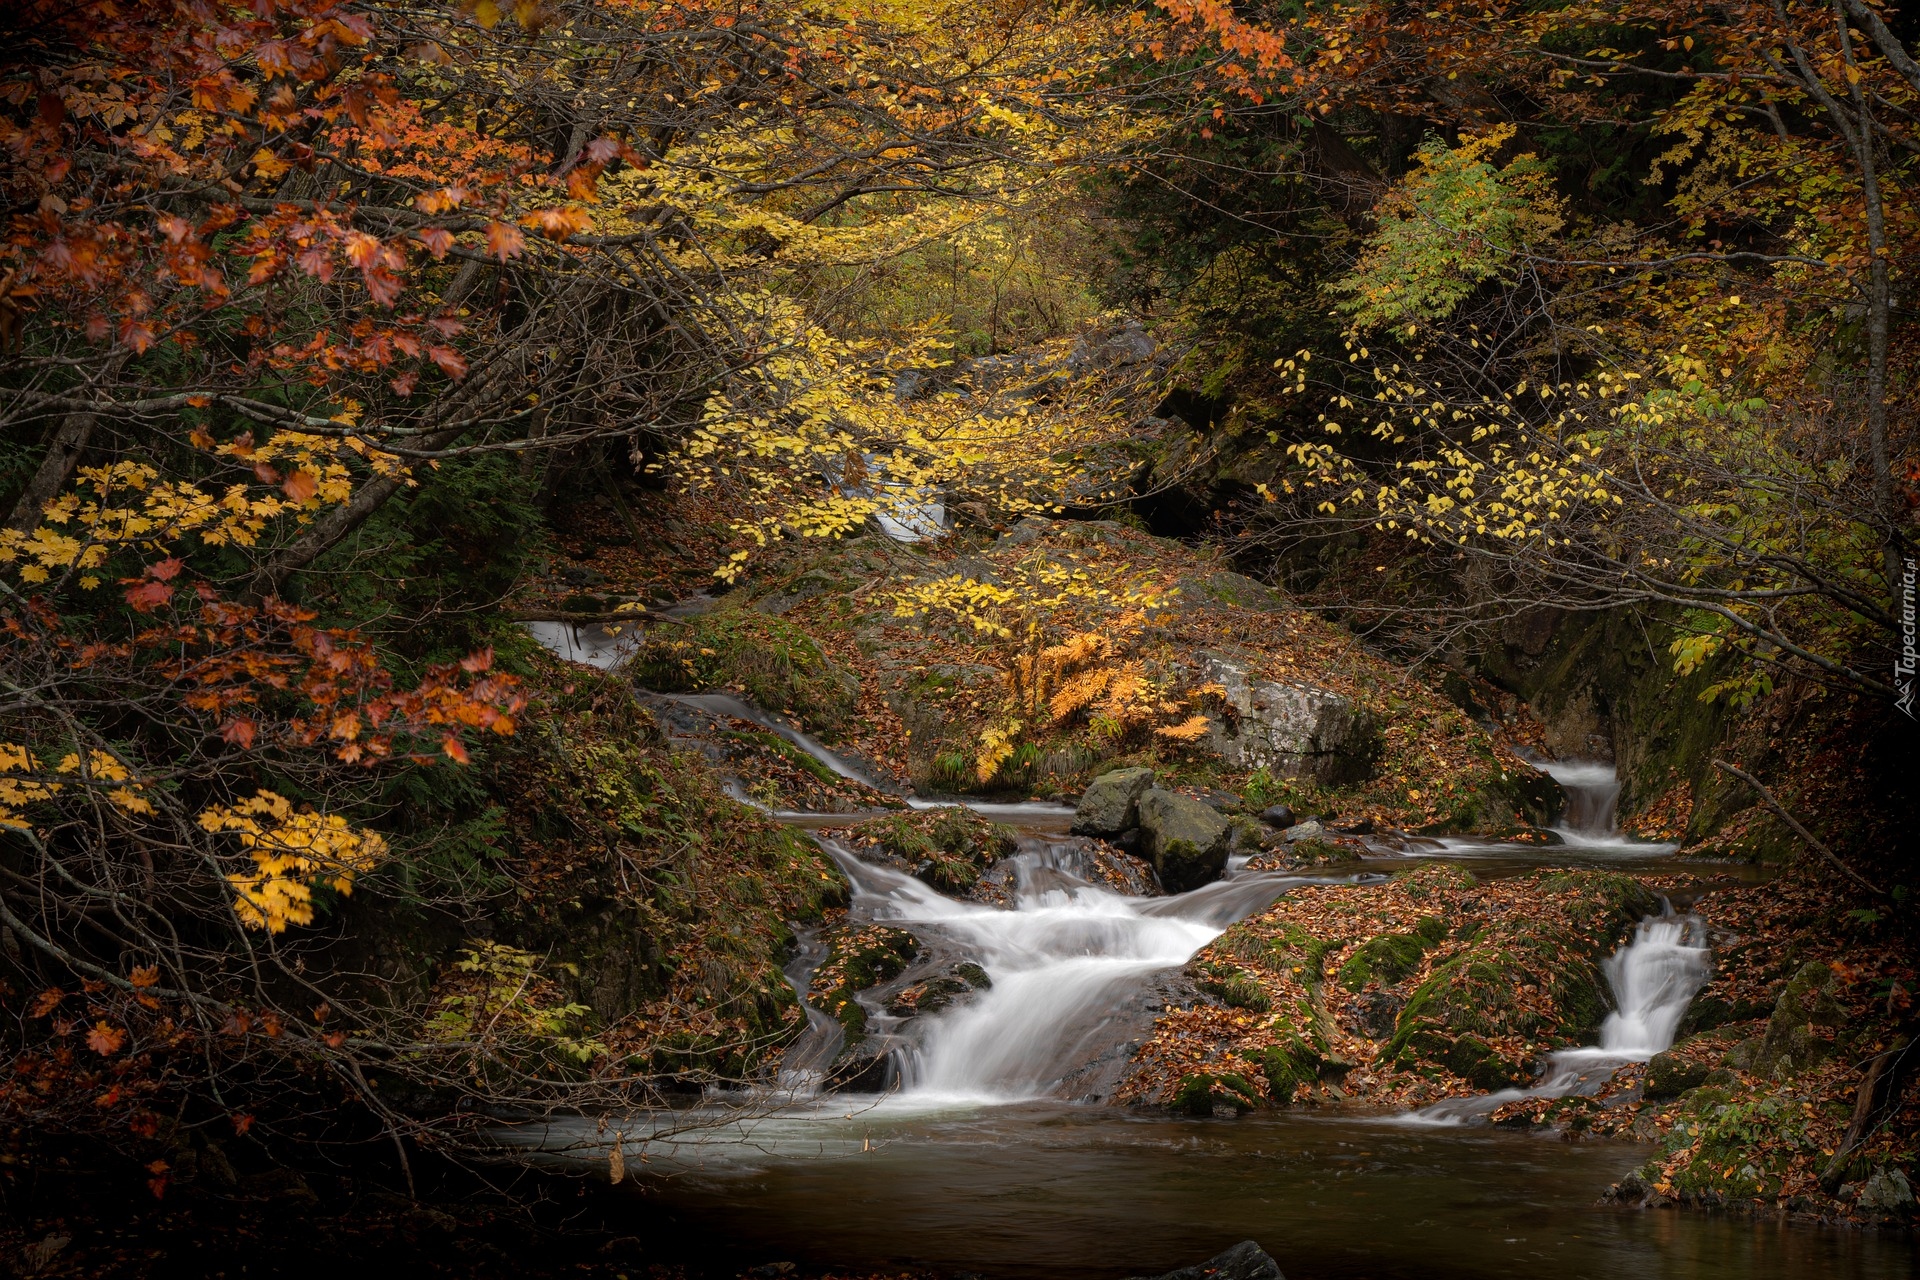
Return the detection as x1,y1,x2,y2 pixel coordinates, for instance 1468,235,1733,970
0,0,1158,1164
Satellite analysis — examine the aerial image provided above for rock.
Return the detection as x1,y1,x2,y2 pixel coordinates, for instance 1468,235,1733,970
1644,1050,1712,1099
1227,816,1266,855
1753,960,1843,1076
1127,1240,1285,1280
1858,1167,1915,1214
1198,652,1382,785
1279,819,1326,843
1135,788,1231,892
1073,766,1158,836
1258,804,1294,829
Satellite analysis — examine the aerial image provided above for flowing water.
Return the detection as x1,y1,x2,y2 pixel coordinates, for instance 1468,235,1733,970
827,838,1344,1102
510,637,1904,1277
1411,913,1712,1124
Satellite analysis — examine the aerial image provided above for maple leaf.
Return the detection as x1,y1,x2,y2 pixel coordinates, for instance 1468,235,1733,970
428,345,467,378
130,965,159,988
221,718,257,748
29,988,62,1018
282,470,318,502
86,1021,126,1055
485,220,526,261
441,735,470,764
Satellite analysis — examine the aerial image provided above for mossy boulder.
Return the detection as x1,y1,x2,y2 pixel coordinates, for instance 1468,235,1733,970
1136,787,1230,891
1171,1071,1262,1115
1645,1050,1713,1099
810,925,921,1037
630,607,860,732
1751,959,1843,1077
1072,766,1158,836
1384,870,1658,1085
846,807,1017,894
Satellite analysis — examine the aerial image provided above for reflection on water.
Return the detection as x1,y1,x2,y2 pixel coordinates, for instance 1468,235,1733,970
518,1102,1908,1280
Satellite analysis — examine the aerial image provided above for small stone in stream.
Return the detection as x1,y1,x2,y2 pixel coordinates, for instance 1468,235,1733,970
1135,787,1230,892
1126,1240,1285,1280
1258,804,1294,829
1280,819,1326,843
1073,766,1157,836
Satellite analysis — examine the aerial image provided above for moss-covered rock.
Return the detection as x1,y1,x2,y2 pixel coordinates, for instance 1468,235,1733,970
1751,959,1843,1077
844,806,1017,894
630,606,860,733
1072,765,1157,836
810,924,922,1037
1136,787,1230,891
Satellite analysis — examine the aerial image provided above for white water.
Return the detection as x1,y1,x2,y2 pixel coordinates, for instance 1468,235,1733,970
1430,758,1678,861
823,839,1338,1104
1411,912,1712,1124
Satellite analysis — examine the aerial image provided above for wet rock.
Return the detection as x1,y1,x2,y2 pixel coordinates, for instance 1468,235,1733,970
1127,1240,1285,1280
847,807,1016,895
1198,652,1382,786
1279,819,1326,843
886,962,992,1016
826,1040,894,1092
1644,1050,1712,1099
1135,788,1230,891
1073,766,1158,836
1258,804,1295,829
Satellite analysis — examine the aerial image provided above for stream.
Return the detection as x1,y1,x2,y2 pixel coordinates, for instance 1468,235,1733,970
515,626,1911,1278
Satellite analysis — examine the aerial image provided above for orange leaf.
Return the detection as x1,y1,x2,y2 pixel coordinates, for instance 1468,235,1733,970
130,965,160,988
441,735,470,764
86,1021,127,1056
282,470,318,502
485,220,526,261
29,989,62,1018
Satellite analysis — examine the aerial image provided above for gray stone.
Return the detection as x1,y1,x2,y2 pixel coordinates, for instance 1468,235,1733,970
1280,819,1326,843
1259,804,1295,829
1753,960,1843,1076
1858,1167,1915,1213
1136,788,1230,892
1128,1241,1285,1280
1073,766,1157,836
1197,653,1381,785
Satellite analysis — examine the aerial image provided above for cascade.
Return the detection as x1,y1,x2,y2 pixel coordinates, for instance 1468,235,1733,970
821,838,1329,1102
1411,911,1712,1123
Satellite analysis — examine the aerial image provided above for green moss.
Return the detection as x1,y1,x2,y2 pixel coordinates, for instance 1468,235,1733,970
849,806,1016,893
1337,930,1431,992
811,925,922,1036
1171,1071,1262,1115
630,607,859,731
1196,960,1273,1013
1254,1036,1322,1097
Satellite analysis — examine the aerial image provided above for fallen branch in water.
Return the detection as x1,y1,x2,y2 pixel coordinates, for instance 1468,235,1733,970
1710,759,1886,898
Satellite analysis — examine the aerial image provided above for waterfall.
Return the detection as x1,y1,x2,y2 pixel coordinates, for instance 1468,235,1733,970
1411,912,1711,1123
821,839,1325,1104
1539,760,1623,840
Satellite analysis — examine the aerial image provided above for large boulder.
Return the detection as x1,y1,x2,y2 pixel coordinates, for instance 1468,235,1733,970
1751,959,1843,1077
1128,1241,1285,1280
1073,766,1157,836
1199,652,1381,786
1136,788,1230,891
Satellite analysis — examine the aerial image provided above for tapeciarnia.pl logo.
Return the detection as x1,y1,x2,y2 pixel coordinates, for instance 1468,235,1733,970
1899,558,1917,719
